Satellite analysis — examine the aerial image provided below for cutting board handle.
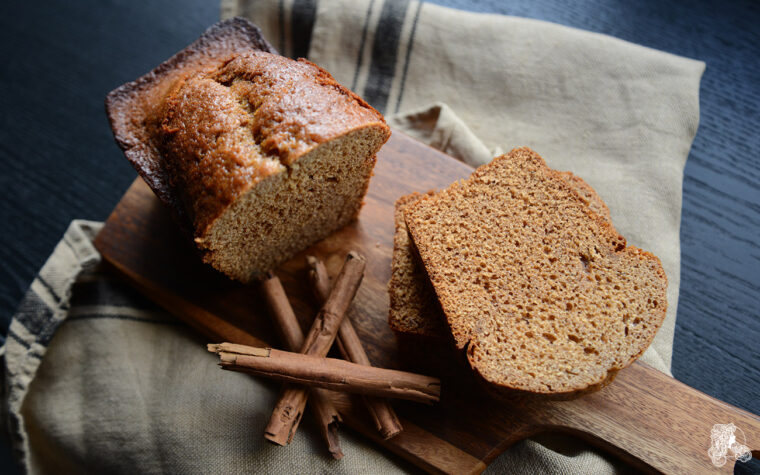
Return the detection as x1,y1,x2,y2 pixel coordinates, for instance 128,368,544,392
535,362,759,473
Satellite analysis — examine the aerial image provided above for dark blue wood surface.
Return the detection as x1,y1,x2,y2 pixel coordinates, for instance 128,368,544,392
0,0,757,472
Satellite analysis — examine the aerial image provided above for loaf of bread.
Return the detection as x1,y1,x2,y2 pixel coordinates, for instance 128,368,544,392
404,147,667,397
388,172,614,340
106,18,390,282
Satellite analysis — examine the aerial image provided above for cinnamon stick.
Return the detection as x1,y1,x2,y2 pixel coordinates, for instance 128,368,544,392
260,273,343,459
307,256,403,439
264,252,365,447
300,251,366,358
209,343,441,404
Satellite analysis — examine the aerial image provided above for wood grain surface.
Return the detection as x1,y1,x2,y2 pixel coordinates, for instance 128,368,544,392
94,131,760,474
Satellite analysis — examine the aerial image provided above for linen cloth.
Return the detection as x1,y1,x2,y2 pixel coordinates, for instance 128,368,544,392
2,0,704,473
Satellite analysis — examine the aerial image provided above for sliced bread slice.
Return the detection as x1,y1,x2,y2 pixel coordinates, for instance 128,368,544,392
404,147,667,397
388,192,448,338
388,171,615,340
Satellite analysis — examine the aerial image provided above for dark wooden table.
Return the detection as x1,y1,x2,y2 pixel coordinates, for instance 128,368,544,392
1,0,757,473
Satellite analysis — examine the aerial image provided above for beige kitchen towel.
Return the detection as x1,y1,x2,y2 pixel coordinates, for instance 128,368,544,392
2,0,704,474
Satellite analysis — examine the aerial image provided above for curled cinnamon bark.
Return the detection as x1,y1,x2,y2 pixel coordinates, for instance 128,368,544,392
307,256,403,439
209,343,441,404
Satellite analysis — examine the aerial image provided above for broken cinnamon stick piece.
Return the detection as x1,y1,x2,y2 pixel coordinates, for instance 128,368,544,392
309,391,343,459
208,343,441,404
264,251,365,449
261,272,343,459
307,256,403,439
265,385,307,445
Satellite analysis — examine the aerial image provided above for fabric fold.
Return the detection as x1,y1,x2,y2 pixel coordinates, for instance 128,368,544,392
388,102,496,167
2,220,102,468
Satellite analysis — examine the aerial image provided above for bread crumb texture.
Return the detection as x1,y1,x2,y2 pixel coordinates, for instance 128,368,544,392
389,172,615,341
404,147,667,396
388,192,449,338
156,52,390,282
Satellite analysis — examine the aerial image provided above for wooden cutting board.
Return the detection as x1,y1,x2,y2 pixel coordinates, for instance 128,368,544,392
94,131,759,474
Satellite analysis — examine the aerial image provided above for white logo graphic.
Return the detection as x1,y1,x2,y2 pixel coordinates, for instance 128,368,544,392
708,423,752,467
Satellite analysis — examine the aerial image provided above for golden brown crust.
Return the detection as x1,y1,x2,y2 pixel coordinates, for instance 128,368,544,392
106,18,277,232
404,147,668,397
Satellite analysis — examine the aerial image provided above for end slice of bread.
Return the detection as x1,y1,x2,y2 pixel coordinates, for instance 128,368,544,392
404,147,667,397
